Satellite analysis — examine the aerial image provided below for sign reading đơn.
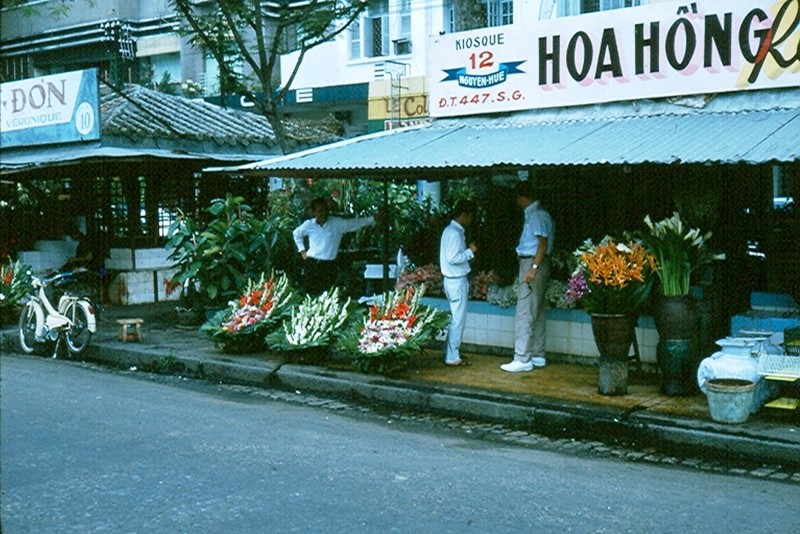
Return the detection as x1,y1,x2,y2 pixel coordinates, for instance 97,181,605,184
428,0,800,117
1,69,100,148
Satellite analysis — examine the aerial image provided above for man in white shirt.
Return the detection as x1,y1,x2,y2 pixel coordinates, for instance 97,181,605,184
293,197,378,295
439,199,478,366
501,182,555,373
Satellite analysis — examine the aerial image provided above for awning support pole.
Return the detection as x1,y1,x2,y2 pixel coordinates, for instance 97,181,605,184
382,180,390,292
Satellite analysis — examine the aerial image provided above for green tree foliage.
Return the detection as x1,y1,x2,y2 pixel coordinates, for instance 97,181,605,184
171,0,369,153
1,0,95,18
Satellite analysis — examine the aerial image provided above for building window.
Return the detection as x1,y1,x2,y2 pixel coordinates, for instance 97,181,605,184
558,0,641,17
349,20,362,59
366,0,389,57
350,0,390,59
399,0,412,38
1,55,33,82
443,0,513,33
444,0,455,33
487,0,513,27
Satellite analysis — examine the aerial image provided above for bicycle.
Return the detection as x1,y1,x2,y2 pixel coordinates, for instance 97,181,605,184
18,271,97,357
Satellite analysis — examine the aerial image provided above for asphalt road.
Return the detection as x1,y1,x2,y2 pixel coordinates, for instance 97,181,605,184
2,354,798,533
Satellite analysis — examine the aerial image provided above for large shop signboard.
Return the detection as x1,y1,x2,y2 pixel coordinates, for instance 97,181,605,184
1,69,100,148
428,0,800,117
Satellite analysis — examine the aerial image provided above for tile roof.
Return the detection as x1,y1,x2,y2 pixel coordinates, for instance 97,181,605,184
100,85,341,150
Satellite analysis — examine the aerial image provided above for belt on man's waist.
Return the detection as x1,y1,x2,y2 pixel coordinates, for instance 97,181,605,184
518,255,534,259
307,257,335,262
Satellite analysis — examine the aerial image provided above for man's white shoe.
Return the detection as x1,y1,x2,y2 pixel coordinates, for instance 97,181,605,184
531,356,547,368
500,360,534,373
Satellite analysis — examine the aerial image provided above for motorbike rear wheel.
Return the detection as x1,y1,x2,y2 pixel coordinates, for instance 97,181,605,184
64,300,92,355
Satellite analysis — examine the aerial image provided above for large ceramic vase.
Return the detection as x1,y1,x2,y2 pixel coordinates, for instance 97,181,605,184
590,313,635,396
654,295,698,396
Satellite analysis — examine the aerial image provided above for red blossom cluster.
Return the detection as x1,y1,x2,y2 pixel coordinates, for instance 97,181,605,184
238,280,275,312
163,278,180,297
369,288,417,329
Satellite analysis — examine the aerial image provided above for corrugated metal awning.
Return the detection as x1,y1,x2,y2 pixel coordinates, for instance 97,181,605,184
0,143,273,177
216,88,800,178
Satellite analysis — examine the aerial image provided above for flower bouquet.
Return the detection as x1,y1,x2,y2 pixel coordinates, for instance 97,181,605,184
486,281,518,308
469,270,498,301
266,287,351,364
395,263,443,297
642,212,725,296
567,237,656,396
342,284,448,376
201,272,293,353
566,237,656,315
0,257,32,326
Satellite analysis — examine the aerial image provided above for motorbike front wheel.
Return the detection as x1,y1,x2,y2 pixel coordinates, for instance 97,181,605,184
64,300,92,355
19,301,43,354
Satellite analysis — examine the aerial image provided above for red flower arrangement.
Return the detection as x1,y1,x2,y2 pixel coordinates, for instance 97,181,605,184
201,273,294,353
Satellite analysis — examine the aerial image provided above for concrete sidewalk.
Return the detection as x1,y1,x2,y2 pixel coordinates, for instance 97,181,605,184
3,302,798,469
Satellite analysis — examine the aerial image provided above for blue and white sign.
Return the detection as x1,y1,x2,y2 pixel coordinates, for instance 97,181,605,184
1,68,100,148
429,0,800,117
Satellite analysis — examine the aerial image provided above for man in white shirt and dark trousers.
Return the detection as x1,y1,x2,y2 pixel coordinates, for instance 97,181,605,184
293,197,378,295
501,182,555,373
440,199,478,367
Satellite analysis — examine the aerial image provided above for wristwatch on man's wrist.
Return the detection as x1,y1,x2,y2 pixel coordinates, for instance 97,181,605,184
531,263,539,270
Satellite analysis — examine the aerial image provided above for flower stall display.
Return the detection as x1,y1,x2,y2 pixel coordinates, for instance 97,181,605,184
567,236,656,396
395,263,444,297
0,258,32,326
642,212,725,396
266,287,351,363
202,273,293,353
545,279,574,310
468,270,498,301
566,237,656,315
343,285,448,376
642,212,725,297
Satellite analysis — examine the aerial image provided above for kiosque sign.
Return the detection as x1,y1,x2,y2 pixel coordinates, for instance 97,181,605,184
1,69,100,148
428,0,799,117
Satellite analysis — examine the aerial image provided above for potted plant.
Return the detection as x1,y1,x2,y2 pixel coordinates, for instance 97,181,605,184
642,212,725,396
266,287,351,364
201,272,294,353
165,195,294,322
341,284,448,376
566,237,656,395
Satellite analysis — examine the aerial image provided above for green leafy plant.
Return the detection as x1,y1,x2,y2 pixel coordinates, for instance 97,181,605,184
642,212,725,296
0,257,33,318
201,272,295,353
165,195,293,309
341,285,448,376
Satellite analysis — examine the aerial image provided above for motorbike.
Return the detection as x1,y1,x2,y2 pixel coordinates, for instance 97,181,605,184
18,271,97,357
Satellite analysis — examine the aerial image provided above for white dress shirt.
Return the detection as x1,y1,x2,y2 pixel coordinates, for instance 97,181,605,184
293,215,375,260
440,220,474,278
515,201,554,257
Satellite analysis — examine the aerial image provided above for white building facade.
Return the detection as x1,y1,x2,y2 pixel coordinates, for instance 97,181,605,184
278,0,672,134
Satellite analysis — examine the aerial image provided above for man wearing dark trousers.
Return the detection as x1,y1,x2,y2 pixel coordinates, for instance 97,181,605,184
293,197,379,295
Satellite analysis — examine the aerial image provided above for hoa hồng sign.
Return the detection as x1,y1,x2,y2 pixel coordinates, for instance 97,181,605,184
1,69,100,148
428,0,800,117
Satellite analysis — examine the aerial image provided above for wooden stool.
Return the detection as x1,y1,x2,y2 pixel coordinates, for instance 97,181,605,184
117,318,144,342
